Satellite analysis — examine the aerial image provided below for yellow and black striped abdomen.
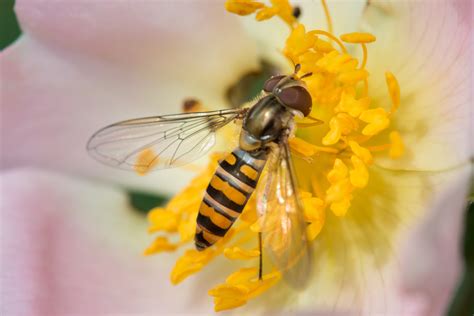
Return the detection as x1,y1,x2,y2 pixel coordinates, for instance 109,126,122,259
195,148,267,251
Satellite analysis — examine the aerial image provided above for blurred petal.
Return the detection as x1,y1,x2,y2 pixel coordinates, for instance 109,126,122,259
1,1,258,194
237,0,367,70
361,0,472,170
0,168,217,314
399,164,471,316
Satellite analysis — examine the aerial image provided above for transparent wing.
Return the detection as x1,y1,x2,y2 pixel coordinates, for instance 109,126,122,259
87,109,244,172
256,138,312,289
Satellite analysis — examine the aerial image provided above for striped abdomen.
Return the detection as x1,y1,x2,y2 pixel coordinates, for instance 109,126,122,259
195,148,267,251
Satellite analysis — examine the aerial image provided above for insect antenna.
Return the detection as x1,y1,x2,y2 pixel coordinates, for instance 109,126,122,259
294,63,302,74
299,72,313,79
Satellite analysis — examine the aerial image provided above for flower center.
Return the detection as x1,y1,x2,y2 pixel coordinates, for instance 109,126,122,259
144,0,405,312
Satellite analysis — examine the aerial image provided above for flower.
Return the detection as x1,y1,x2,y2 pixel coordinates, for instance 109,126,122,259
1,0,471,315
142,0,472,312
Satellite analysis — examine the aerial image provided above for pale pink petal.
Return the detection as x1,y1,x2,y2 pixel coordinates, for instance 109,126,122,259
1,1,258,194
0,168,216,314
398,165,471,316
361,0,472,170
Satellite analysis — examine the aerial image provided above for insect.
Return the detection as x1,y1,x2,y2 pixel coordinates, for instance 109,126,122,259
87,65,320,287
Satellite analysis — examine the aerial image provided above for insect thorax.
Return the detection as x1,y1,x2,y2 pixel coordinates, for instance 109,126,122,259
239,95,293,152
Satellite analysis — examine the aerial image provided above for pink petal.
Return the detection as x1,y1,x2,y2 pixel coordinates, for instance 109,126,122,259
398,165,470,316
0,169,216,314
1,1,258,194
361,0,472,170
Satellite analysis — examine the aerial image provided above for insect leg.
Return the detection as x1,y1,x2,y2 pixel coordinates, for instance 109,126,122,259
296,115,324,128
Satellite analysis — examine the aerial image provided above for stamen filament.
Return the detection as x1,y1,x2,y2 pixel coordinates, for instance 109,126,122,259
360,43,368,69
309,30,347,53
321,0,333,34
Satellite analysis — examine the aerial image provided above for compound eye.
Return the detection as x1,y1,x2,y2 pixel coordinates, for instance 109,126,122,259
263,75,286,93
278,86,312,116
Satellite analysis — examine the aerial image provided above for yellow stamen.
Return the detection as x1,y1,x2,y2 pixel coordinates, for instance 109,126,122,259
171,249,215,285
327,158,348,184
321,0,333,34
314,38,335,53
326,179,352,203
147,208,178,233
224,247,260,260
143,236,178,255
389,131,404,158
349,155,369,188
302,196,325,222
226,267,259,285
348,141,373,164
330,196,351,217
340,32,376,44
385,72,401,113
255,6,279,21
360,43,368,69
309,30,347,53
284,24,317,62
224,0,264,15
359,108,390,135
322,117,342,145
335,89,371,118
214,297,247,312
338,69,369,84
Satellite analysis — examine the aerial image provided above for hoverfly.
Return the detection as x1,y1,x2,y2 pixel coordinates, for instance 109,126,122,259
87,64,319,287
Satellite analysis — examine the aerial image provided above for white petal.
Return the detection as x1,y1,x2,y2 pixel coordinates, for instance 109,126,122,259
361,0,472,170
237,0,367,71
1,1,258,194
0,168,215,314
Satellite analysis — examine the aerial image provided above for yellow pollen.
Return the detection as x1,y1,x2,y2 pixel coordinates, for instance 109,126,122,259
323,117,342,145
327,158,348,184
348,141,373,164
284,24,317,62
314,38,335,53
224,0,264,15
349,155,369,188
359,108,390,135
338,69,369,84
340,32,376,44
336,89,371,118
